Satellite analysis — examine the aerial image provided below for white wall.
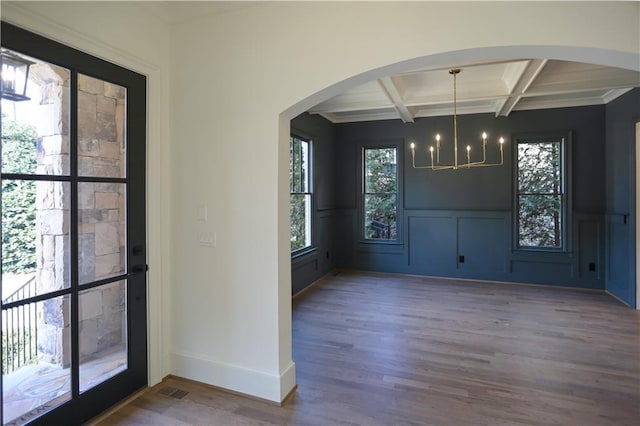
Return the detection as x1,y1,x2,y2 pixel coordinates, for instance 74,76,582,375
3,1,638,404
1,1,173,386
168,1,639,402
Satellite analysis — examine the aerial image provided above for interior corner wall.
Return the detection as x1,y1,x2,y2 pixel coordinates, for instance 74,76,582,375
290,113,337,295
605,88,640,307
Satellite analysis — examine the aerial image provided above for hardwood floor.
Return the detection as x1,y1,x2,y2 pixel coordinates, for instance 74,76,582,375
94,270,640,425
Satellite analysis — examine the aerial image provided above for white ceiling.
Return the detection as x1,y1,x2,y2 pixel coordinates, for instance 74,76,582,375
137,1,259,25
308,60,640,124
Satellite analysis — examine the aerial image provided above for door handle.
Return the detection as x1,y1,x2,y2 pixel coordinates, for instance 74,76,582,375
132,264,149,273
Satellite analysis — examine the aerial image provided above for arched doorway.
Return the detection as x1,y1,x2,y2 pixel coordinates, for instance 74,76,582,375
281,46,640,384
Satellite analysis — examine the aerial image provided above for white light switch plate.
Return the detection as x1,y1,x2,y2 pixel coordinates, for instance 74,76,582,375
197,204,208,221
199,231,215,247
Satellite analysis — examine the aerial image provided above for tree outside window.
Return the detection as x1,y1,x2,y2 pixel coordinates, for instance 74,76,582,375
363,147,397,240
1,120,38,273
290,135,312,252
516,138,565,249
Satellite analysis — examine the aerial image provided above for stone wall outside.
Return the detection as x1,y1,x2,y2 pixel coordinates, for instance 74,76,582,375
34,68,127,366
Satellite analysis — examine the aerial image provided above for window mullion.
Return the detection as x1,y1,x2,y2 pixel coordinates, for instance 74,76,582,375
299,141,304,193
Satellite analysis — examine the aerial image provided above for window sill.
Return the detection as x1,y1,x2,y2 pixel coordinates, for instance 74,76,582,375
359,239,403,245
291,247,317,261
511,249,574,263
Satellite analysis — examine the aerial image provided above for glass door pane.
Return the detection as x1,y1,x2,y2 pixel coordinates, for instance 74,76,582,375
78,280,127,393
1,48,72,425
2,296,71,425
77,182,127,284
76,74,128,393
77,74,126,179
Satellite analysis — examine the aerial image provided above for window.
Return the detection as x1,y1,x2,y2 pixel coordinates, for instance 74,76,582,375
515,134,568,249
363,146,398,240
290,135,312,252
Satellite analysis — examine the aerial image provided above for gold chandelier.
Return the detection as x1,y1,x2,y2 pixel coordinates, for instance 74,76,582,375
410,69,505,170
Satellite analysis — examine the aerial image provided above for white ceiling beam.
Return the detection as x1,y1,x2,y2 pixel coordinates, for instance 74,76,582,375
308,102,394,114
413,102,506,118
378,77,414,123
521,84,640,98
321,111,402,124
514,96,612,112
496,59,548,117
405,94,507,108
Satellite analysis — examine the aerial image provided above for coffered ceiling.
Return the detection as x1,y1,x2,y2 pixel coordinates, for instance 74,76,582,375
308,59,640,123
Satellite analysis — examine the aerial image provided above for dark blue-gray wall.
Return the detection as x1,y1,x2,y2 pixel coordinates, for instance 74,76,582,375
290,113,337,294
332,106,606,289
292,100,638,306
605,88,639,307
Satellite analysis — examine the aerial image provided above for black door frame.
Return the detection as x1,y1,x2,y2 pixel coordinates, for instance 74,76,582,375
1,22,147,425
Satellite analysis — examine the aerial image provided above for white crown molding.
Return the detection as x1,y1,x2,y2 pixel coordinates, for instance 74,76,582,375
1,2,161,74
600,88,634,104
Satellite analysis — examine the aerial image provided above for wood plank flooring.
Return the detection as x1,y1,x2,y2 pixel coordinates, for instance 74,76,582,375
94,270,640,425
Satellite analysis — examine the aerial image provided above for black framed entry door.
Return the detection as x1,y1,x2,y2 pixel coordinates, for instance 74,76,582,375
0,23,147,425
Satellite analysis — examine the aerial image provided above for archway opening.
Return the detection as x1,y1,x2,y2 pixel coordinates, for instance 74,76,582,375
280,45,640,396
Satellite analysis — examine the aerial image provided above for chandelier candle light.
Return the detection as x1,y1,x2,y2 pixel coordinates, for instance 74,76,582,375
410,69,505,170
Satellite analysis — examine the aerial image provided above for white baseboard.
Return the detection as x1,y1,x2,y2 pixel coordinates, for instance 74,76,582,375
278,361,297,401
171,351,295,403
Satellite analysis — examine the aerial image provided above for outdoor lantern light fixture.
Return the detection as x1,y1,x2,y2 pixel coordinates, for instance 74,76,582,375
410,69,505,170
1,49,34,102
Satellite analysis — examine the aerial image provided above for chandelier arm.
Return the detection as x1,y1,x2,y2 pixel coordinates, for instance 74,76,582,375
409,158,503,169
411,155,454,169
481,140,487,163
467,162,504,168
410,142,505,169
415,164,446,169
465,158,505,168
430,164,456,170
411,151,447,169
